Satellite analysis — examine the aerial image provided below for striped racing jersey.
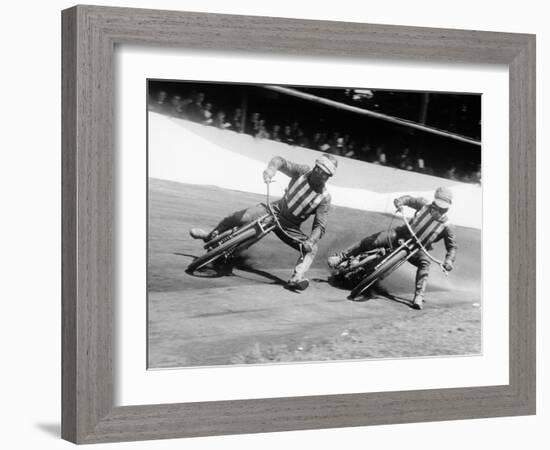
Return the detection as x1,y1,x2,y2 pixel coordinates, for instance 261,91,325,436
396,195,458,263
267,156,331,243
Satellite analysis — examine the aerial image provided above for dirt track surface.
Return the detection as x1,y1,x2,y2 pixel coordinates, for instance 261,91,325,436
148,179,481,368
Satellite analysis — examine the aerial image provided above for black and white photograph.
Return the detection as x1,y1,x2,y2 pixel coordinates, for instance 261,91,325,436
147,80,482,369
1,0,544,446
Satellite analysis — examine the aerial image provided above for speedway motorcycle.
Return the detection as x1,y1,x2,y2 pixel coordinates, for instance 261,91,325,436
331,210,449,300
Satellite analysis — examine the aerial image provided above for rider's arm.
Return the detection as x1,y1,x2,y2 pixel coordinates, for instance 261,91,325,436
309,194,331,244
441,224,458,264
266,156,310,179
394,195,428,211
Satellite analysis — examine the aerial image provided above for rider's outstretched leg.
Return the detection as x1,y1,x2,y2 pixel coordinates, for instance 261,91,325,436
410,254,431,310
272,224,314,291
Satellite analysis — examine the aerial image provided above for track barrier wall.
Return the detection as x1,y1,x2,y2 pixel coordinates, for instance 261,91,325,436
149,112,481,229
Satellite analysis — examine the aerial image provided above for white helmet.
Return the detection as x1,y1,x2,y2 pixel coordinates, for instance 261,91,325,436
315,154,338,176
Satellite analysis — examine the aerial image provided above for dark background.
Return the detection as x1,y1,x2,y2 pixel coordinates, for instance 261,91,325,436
148,80,481,183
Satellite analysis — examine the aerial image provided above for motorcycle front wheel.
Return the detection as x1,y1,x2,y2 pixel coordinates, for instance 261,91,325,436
186,227,258,273
348,248,408,300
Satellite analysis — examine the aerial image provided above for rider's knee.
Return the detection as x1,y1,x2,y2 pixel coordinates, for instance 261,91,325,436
309,242,318,256
374,230,396,248
240,211,255,224
359,234,375,250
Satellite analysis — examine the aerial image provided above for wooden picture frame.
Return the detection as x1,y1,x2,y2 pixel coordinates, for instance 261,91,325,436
61,5,536,444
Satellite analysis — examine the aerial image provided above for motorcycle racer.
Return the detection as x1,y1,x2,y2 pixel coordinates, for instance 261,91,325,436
190,154,338,291
328,187,458,309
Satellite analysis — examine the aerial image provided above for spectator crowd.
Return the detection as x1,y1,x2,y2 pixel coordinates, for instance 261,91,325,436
149,87,481,185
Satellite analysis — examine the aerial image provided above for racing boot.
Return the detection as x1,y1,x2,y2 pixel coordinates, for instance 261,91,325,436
287,248,317,291
412,294,424,310
286,275,310,291
189,228,209,241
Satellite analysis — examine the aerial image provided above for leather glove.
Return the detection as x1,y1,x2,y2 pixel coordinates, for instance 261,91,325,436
393,198,403,212
443,260,454,272
263,168,275,184
302,240,315,254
